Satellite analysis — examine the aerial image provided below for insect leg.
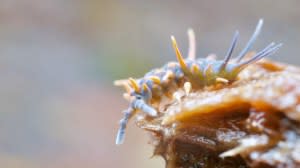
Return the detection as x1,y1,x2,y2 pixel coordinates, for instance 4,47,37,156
116,107,135,145
132,98,157,117
236,19,264,62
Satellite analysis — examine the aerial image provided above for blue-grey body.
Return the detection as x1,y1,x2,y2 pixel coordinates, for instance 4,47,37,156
115,19,282,145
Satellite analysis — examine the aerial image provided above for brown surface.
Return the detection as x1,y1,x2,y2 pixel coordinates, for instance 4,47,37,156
136,59,300,168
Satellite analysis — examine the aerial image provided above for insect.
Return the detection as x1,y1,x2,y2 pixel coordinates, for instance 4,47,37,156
114,19,282,145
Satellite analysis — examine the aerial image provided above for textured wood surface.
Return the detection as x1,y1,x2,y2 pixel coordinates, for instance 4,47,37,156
136,59,300,168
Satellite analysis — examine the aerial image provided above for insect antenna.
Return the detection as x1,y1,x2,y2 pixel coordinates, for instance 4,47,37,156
221,31,239,70
116,97,158,145
116,107,135,145
236,19,264,62
187,28,196,60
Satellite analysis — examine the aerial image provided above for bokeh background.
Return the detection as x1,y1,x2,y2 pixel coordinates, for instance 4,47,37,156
0,0,299,167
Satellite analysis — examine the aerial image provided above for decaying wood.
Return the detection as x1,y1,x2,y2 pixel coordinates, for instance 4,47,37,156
136,59,300,168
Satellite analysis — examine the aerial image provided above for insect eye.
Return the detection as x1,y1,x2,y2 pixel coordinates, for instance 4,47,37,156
135,95,143,100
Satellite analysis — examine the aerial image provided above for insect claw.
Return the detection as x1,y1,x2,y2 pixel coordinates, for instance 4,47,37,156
187,28,196,60
171,36,188,72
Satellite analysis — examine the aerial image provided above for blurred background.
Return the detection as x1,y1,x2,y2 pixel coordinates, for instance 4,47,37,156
0,0,299,167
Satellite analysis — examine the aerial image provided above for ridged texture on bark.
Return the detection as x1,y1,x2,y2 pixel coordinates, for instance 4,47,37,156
136,59,300,168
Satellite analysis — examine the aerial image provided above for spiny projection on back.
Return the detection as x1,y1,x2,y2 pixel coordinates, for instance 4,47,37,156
114,19,282,145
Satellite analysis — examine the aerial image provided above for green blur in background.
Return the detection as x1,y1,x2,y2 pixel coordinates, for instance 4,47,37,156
0,0,299,167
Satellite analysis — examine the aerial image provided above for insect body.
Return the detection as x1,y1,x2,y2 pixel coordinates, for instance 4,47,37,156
115,19,282,145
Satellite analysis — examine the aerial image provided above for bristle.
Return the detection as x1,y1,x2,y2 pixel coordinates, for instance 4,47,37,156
187,28,196,60
149,76,161,84
184,82,192,95
238,43,282,68
142,83,148,91
236,19,264,62
171,36,188,71
205,63,213,77
191,64,204,83
244,42,275,63
216,77,229,84
252,43,282,62
191,64,201,74
221,31,239,70
129,78,140,92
